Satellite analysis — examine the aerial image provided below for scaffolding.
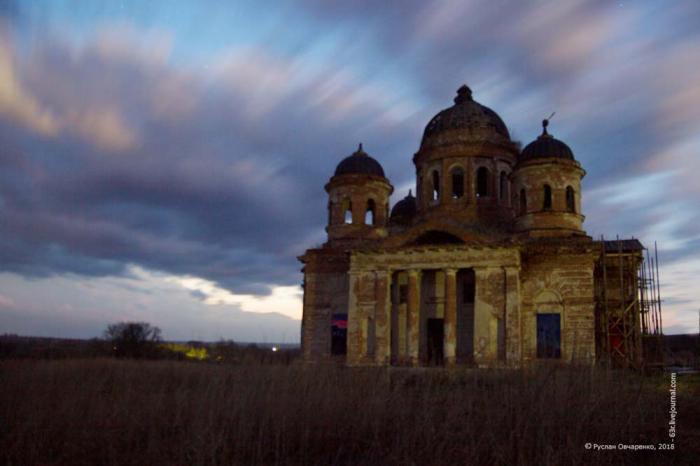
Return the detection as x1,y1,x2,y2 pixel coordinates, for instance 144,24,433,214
596,236,664,369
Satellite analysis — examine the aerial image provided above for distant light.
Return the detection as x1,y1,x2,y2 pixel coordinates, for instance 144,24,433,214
272,346,278,352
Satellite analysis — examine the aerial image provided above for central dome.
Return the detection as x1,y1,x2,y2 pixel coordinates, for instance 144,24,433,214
420,85,511,149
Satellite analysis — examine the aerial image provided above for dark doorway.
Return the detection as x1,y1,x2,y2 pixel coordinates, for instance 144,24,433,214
456,269,475,363
427,318,444,366
331,313,347,355
537,314,561,358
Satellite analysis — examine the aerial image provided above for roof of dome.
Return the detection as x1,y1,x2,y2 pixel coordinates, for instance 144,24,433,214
390,190,417,223
421,85,511,148
520,120,575,161
334,143,386,178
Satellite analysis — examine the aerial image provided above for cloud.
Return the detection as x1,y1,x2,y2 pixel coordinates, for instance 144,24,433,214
0,1,699,338
0,292,14,308
92,22,173,66
652,39,700,137
0,21,418,298
169,274,302,320
0,25,140,151
65,106,138,151
655,256,700,334
0,28,59,135
0,268,301,341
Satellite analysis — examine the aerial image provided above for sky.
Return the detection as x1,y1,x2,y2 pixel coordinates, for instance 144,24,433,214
0,0,699,341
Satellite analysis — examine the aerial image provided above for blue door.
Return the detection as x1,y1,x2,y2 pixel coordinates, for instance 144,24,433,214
537,314,561,358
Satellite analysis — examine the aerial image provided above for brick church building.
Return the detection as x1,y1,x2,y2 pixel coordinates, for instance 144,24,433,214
299,85,659,368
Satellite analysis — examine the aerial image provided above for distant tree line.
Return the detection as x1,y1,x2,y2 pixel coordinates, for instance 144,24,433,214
1,321,300,365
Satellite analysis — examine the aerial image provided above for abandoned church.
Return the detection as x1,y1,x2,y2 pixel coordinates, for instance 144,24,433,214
299,85,663,368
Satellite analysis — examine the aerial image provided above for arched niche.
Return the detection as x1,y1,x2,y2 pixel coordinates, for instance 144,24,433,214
411,230,465,246
534,289,564,313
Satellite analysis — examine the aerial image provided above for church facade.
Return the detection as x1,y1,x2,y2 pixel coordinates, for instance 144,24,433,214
299,85,652,368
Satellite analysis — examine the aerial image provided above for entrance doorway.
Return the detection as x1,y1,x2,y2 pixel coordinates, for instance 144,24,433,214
537,313,561,358
426,318,444,366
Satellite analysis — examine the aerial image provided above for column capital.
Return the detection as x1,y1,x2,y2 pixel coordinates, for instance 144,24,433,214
474,265,500,275
443,267,458,276
407,268,422,278
374,268,391,278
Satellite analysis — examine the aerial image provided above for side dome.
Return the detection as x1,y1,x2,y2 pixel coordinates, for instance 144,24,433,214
334,143,386,177
520,120,574,161
390,190,417,223
421,85,511,149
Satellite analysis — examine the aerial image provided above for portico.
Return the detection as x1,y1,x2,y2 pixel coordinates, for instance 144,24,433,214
345,246,521,367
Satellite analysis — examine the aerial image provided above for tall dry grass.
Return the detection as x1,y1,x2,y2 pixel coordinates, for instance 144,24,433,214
1,359,696,465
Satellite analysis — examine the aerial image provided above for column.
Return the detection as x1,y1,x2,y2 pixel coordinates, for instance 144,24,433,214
443,268,457,366
466,158,473,204
473,267,493,365
351,195,364,225
374,270,391,365
346,271,361,365
407,269,421,366
491,159,498,204
504,266,521,366
441,159,448,206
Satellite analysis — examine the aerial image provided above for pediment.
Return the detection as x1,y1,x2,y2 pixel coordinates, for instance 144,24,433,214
383,220,504,248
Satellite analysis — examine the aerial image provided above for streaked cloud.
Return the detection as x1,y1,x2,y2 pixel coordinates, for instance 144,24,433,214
0,29,59,135
0,0,699,337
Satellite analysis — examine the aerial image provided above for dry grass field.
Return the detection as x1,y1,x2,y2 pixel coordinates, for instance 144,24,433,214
1,359,698,465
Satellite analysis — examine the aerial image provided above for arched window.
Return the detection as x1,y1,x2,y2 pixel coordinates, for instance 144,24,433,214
451,167,464,199
499,171,508,201
365,199,375,225
519,188,527,215
342,198,352,224
543,184,552,210
566,186,576,213
432,170,440,201
476,167,489,197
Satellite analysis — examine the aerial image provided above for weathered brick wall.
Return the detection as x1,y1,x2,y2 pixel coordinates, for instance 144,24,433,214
512,158,585,236
520,245,597,364
413,137,518,229
347,271,379,365
473,267,501,364
300,250,349,363
302,237,600,368
326,177,393,243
